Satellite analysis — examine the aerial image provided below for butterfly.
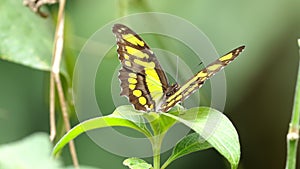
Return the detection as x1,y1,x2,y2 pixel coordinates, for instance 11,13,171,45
112,23,245,112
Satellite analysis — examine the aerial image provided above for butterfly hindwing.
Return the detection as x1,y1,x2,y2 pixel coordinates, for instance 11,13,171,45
160,46,245,112
118,68,153,111
113,24,169,111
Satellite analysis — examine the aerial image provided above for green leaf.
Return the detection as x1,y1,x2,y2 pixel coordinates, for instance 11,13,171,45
52,106,153,156
0,132,100,169
162,133,212,168
123,158,153,169
111,105,150,131
163,107,240,169
0,133,61,169
0,0,68,77
141,106,182,135
53,106,239,168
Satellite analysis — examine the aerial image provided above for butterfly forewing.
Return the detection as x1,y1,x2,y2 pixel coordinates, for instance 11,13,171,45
160,46,245,112
112,24,169,111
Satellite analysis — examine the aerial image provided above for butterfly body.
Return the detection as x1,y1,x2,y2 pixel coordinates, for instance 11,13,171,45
112,24,245,113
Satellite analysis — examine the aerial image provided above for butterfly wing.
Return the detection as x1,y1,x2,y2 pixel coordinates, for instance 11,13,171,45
160,46,245,112
112,24,169,111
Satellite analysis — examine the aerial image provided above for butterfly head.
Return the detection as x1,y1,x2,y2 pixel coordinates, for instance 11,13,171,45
165,83,180,97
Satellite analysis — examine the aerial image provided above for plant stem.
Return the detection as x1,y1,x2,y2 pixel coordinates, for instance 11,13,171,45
144,113,165,169
161,158,172,169
285,39,300,169
50,0,79,167
54,73,79,167
151,135,163,169
49,74,56,141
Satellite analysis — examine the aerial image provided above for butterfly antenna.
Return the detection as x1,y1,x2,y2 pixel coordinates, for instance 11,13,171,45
176,55,179,82
191,61,203,71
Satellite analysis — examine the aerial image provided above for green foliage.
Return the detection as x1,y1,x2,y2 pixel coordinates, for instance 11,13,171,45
123,158,153,169
164,107,240,168
52,107,153,156
0,0,68,77
161,133,212,169
53,105,240,169
0,133,98,169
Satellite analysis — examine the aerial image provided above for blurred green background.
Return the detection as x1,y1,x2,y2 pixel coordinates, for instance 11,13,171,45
1,0,300,169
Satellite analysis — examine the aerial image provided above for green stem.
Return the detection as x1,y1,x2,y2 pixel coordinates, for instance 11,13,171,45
161,158,172,169
285,39,300,169
153,149,160,169
149,133,165,169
